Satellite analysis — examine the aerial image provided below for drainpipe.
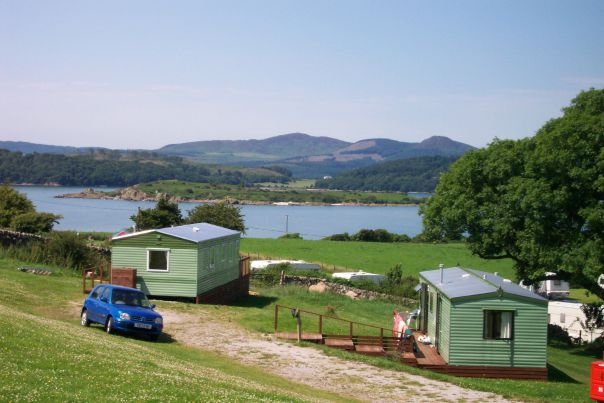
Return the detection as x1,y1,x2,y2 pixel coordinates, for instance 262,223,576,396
439,263,444,284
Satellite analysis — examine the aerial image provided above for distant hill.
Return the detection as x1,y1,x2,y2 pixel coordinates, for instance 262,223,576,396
1,133,474,179
271,136,473,178
157,133,474,177
157,133,350,164
0,141,104,154
314,155,458,192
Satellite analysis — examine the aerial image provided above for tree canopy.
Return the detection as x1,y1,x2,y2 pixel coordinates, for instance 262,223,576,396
314,155,457,192
130,195,183,231
0,149,289,187
422,89,604,299
130,196,246,233
185,203,245,233
0,185,61,233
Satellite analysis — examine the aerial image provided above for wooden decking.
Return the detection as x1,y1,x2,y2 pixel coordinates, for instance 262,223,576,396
411,331,446,366
404,331,547,380
273,305,547,380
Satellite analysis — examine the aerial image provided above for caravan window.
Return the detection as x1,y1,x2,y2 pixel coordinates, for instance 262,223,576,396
483,310,514,340
147,249,169,272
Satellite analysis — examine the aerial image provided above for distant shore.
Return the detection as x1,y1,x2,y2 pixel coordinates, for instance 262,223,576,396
56,188,420,207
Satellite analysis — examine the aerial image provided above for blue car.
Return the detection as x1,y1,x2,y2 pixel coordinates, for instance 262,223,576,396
81,284,163,340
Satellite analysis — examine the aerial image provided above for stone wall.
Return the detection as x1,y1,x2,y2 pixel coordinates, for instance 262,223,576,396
259,273,418,306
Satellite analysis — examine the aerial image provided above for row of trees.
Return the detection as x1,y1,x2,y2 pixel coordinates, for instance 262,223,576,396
0,149,290,187
314,155,456,192
324,228,414,243
421,89,604,299
130,195,246,232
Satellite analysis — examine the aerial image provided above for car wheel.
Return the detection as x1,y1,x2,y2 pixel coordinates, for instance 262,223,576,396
149,334,160,342
106,316,114,334
80,310,90,327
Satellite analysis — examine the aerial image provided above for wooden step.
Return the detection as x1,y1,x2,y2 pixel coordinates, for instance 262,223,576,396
275,332,323,342
354,345,385,356
325,338,354,350
402,352,418,366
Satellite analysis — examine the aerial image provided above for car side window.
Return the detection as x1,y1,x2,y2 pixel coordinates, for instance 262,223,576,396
101,287,110,301
90,287,100,299
94,286,105,299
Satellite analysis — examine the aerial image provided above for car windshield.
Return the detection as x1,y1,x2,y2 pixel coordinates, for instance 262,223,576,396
111,290,151,307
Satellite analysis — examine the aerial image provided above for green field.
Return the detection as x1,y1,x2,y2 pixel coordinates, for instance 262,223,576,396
241,239,602,304
130,180,421,205
241,238,517,279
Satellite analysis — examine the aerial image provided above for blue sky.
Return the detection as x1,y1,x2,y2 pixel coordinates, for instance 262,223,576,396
1,1,603,149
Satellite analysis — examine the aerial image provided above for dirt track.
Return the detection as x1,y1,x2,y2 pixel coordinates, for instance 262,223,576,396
161,307,513,403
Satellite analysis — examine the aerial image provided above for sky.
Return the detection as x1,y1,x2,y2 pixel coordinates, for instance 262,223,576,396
0,1,603,149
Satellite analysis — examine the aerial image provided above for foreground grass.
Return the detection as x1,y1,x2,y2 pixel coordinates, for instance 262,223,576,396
0,256,347,402
241,238,517,279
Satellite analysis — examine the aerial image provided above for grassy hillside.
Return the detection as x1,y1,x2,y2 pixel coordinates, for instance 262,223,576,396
0,256,346,402
0,249,599,402
241,239,517,279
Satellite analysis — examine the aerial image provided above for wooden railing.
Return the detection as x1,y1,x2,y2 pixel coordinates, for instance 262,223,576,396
274,304,404,352
82,266,106,294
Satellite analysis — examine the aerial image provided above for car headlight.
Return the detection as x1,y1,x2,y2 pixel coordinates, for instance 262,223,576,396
154,317,163,325
119,312,131,320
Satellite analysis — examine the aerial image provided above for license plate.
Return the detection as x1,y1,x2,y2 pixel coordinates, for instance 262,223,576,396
134,323,152,329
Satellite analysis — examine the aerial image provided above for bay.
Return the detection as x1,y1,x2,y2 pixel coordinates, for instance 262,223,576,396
14,186,424,240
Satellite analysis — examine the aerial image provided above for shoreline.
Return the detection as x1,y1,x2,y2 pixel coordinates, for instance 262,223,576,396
56,190,421,207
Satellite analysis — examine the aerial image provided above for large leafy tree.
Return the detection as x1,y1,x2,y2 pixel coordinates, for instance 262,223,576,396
422,89,604,299
130,194,183,230
185,203,245,233
0,185,61,233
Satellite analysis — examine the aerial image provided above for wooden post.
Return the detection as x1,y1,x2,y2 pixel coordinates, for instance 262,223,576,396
274,305,279,334
319,315,323,335
296,312,302,343
349,321,353,338
380,328,384,348
280,270,285,286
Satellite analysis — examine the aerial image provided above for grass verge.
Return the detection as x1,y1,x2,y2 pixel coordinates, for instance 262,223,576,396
0,255,348,402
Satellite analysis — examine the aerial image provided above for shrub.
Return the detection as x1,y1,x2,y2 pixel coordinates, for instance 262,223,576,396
323,232,351,241
11,212,62,234
548,324,573,346
323,229,413,243
45,232,97,269
279,233,302,239
0,232,108,271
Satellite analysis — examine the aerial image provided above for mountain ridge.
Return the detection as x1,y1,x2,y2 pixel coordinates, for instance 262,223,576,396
0,132,474,178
